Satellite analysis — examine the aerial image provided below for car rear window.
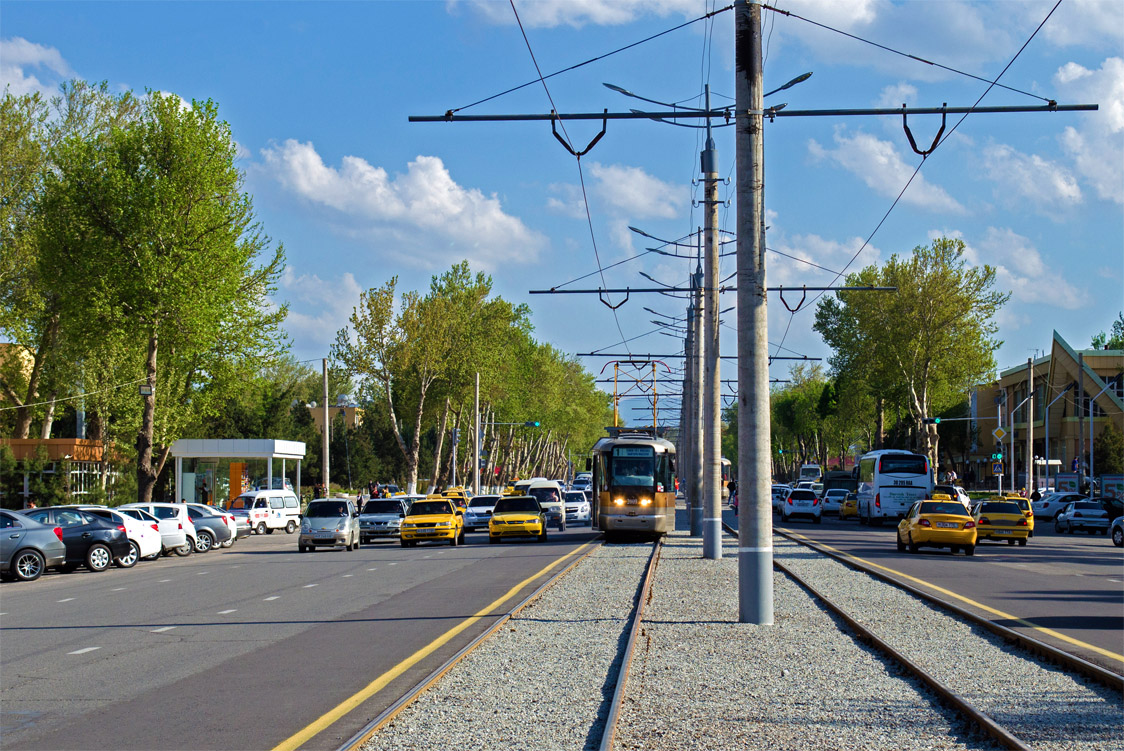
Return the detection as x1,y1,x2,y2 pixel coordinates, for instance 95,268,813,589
1075,502,1103,510
789,490,816,500
565,492,586,502
362,501,402,514
229,497,253,511
980,502,1021,514
879,455,928,474
469,496,500,507
307,501,350,517
494,497,541,514
919,502,969,516
284,496,299,508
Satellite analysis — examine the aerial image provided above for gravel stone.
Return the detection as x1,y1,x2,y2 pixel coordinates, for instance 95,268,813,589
362,542,653,751
613,531,987,750
773,535,1124,751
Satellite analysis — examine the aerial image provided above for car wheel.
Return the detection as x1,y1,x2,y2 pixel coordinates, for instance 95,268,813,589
285,520,297,534
896,533,905,552
265,528,274,535
143,550,162,560
1112,527,1123,547
1068,526,1074,535
907,533,919,554
964,544,975,556
220,538,235,548
115,541,140,568
195,530,214,553
1055,523,1063,534
400,539,409,547
12,549,46,582
489,535,498,544
86,543,112,572
174,538,193,557
449,531,459,547
1007,539,1016,545
950,545,960,555
814,514,822,524
298,544,307,553
255,522,267,535
1018,538,1027,546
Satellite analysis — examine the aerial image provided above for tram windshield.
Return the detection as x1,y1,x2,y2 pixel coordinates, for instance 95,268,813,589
611,447,656,487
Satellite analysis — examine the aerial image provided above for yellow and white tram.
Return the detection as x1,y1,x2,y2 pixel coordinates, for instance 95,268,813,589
590,430,676,538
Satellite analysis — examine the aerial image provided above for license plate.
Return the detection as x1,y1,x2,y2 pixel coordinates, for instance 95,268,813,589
994,530,1011,535
797,501,809,507
936,522,957,528
316,532,334,538
418,530,438,536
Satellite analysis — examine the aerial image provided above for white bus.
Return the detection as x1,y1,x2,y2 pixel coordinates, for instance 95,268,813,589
856,450,933,525
798,464,822,482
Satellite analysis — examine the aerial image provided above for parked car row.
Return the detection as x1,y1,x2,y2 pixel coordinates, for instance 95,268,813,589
1,500,251,583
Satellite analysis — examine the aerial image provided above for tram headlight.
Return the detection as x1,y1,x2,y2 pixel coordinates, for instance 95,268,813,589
613,498,625,506
639,498,652,506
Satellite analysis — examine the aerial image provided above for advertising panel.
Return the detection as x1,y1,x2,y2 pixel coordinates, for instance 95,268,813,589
1101,475,1124,499
1054,472,1080,493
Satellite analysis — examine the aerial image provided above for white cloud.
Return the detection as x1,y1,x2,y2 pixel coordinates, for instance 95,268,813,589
877,82,918,109
0,37,72,97
277,267,363,350
588,162,684,220
767,233,881,288
1054,57,1124,204
545,182,587,219
981,143,1082,216
969,227,1085,310
1040,0,1124,48
450,0,700,28
258,139,547,269
808,128,965,214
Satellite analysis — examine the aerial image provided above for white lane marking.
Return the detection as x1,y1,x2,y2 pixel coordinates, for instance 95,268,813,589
264,596,280,601
158,579,171,583
197,571,209,575
342,574,353,578
367,568,377,571
217,609,237,615
303,584,317,588
151,626,176,633
388,562,398,566
422,555,431,559
111,587,127,591
1109,579,1123,583
57,598,75,603
68,647,100,655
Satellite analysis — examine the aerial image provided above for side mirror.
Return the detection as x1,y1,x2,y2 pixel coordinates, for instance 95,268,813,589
456,510,463,516
585,458,592,472
399,512,405,518
298,514,303,520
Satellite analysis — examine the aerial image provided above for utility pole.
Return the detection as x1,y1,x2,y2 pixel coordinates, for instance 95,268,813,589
322,358,330,497
1027,358,1034,494
702,84,722,560
687,243,696,537
680,308,693,525
736,0,773,623
1078,353,1085,490
474,372,481,495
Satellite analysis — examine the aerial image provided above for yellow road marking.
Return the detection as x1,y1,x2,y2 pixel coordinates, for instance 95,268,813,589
273,542,596,751
777,528,1124,664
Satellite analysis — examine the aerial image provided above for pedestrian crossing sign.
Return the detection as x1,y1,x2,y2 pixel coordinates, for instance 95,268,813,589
991,461,1004,476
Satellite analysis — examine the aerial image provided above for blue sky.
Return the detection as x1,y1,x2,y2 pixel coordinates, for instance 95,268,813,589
4,0,1122,417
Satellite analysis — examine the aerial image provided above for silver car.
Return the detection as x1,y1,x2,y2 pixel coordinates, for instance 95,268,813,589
299,498,360,552
1054,501,1110,535
359,498,409,543
1,510,66,582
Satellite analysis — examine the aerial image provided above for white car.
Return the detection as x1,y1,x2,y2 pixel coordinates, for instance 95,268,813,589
771,485,792,514
1032,491,1086,521
463,495,500,533
71,505,162,566
821,489,848,516
781,488,822,524
120,502,197,556
187,503,245,547
563,491,592,526
932,484,971,509
527,480,566,531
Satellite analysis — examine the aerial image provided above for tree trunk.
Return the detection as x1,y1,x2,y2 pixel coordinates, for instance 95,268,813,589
136,330,159,503
40,393,58,439
429,397,451,492
875,395,885,449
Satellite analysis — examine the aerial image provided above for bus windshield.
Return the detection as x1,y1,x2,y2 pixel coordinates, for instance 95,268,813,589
878,455,928,475
612,448,655,487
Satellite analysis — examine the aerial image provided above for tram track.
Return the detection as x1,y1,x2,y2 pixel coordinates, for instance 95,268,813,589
723,521,1123,750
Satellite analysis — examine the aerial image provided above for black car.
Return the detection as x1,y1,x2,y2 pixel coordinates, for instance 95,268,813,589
1096,496,1123,523
20,507,131,572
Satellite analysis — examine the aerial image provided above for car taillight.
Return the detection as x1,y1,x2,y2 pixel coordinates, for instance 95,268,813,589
787,497,793,505
979,517,990,525
53,526,63,542
964,520,976,529
1018,519,1027,526
151,524,160,532
813,498,819,506
116,524,126,533
875,494,881,508
918,519,931,527
178,522,183,530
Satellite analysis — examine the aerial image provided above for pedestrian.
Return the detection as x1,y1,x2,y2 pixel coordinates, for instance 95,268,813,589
728,481,738,513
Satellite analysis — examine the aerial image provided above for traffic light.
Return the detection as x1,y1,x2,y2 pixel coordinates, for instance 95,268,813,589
922,417,941,424
524,420,541,427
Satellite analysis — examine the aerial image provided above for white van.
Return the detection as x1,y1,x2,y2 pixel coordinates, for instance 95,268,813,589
527,480,566,531
226,489,301,534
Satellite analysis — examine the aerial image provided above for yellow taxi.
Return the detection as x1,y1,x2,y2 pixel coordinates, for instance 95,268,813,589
1001,495,1035,537
839,492,859,520
896,497,978,555
501,484,518,496
400,498,465,547
972,499,1030,546
488,495,547,544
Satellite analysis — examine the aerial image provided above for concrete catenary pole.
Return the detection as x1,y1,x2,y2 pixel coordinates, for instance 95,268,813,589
702,84,723,560
322,358,330,496
474,372,481,495
1027,358,1034,494
691,242,705,537
1078,353,1085,489
680,308,693,523
736,0,774,623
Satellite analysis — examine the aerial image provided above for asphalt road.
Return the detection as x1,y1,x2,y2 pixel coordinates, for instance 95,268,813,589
0,522,599,751
724,506,1124,673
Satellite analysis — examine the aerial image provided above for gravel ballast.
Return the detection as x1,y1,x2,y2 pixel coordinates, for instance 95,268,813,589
613,531,985,750
361,542,653,751
772,534,1124,751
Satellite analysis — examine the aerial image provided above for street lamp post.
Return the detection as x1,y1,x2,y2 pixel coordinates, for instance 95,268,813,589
1043,384,1073,490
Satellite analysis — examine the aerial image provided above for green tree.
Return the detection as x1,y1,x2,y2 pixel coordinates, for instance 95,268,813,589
40,90,287,502
1091,312,1124,350
1094,420,1124,475
814,237,1009,471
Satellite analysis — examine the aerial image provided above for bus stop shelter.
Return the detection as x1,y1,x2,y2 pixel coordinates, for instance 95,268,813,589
170,439,306,504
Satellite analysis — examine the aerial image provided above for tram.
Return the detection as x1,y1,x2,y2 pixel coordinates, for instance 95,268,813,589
590,429,676,538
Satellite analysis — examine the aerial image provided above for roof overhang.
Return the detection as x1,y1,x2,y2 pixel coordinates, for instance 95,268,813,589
170,439,306,461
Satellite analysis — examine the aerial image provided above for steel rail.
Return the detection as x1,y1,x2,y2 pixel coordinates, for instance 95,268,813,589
598,538,664,751
771,527,1124,692
719,522,1028,749
336,540,604,751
